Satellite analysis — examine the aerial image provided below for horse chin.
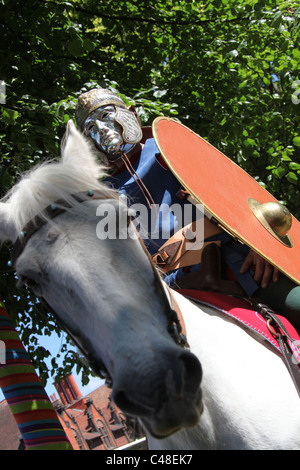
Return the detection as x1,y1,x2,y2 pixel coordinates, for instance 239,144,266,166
141,390,204,439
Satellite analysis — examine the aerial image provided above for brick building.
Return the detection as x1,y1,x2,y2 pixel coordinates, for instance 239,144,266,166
0,373,146,450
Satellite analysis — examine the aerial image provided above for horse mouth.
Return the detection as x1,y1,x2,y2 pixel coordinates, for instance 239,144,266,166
140,388,204,439
112,348,204,439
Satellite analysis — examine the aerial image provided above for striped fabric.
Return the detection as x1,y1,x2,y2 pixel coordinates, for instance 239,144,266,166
0,301,72,450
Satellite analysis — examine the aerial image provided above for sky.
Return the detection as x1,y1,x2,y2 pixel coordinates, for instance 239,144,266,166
39,330,105,400
0,328,104,403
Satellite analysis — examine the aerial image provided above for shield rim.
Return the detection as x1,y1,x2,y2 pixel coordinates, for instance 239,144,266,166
152,116,299,285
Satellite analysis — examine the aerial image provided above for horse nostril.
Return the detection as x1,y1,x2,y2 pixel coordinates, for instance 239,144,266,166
179,351,202,394
114,390,134,413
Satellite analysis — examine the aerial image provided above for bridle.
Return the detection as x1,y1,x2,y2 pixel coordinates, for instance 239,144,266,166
10,189,188,388
10,189,110,266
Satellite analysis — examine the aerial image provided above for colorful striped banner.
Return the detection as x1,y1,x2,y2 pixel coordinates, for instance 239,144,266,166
0,300,72,450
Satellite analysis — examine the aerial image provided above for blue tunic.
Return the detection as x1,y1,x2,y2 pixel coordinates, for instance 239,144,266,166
105,137,258,296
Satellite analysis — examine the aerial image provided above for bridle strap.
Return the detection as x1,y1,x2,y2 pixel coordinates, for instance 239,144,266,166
132,222,188,348
11,189,112,266
165,285,189,347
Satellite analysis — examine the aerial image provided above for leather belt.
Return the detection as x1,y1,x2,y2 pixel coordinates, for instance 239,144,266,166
152,216,222,273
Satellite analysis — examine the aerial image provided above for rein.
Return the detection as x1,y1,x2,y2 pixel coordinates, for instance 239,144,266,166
10,189,188,388
251,300,300,398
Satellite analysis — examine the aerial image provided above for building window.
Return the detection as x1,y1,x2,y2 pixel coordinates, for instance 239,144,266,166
96,418,114,449
71,428,84,450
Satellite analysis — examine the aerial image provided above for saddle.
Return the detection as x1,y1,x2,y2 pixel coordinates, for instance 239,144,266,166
178,289,300,398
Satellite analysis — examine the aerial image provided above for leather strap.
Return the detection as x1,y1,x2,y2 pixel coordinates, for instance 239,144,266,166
152,217,222,273
176,243,244,296
133,223,189,349
254,302,300,398
165,285,188,347
11,189,114,266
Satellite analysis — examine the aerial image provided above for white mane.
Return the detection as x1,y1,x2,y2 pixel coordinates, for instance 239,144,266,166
1,121,117,237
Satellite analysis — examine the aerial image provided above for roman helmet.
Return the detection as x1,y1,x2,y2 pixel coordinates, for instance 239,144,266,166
75,88,142,162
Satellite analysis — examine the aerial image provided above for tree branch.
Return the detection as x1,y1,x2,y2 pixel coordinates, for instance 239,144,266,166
35,0,251,27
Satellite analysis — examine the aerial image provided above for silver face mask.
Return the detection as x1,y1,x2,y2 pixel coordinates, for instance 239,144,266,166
83,105,124,160
83,105,142,162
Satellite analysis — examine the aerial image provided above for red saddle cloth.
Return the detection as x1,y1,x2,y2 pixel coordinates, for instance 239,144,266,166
177,289,300,366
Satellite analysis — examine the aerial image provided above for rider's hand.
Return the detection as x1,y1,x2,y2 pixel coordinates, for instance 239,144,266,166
240,249,280,289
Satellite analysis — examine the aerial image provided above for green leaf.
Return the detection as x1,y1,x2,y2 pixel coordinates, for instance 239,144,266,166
239,80,248,89
243,138,256,147
273,167,286,179
292,49,300,60
83,39,95,52
1,108,19,125
68,38,85,57
293,137,300,146
153,89,167,98
289,162,300,171
286,172,298,184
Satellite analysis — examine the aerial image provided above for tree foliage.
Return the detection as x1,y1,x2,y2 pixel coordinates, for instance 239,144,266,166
0,0,299,384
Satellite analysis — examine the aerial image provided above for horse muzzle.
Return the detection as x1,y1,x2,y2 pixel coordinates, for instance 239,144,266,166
112,348,203,438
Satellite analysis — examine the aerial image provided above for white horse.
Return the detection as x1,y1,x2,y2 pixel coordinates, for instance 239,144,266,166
0,121,299,450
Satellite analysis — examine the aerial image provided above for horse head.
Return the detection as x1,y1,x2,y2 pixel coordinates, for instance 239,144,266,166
0,120,203,438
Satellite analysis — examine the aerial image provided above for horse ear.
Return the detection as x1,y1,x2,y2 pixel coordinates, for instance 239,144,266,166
61,120,102,178
0,202,17,242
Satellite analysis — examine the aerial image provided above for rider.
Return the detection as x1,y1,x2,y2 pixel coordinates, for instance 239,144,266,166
75,88,300,330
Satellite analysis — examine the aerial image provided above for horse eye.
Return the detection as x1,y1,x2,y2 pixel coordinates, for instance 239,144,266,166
26,278,38,289
19,275,39,290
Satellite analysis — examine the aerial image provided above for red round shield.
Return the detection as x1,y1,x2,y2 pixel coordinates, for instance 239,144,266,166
152,117,300,285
